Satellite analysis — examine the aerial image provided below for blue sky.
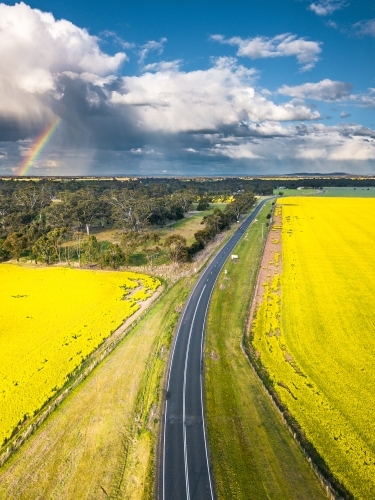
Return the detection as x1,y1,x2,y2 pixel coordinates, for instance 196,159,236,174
0,0,374,175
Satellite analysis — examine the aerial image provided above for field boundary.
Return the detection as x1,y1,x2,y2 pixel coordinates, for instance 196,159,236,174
241,204,353,500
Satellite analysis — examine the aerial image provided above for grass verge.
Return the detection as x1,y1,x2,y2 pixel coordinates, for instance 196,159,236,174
205,200,326,500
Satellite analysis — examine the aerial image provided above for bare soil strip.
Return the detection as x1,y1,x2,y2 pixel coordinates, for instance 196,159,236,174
249,211,282,323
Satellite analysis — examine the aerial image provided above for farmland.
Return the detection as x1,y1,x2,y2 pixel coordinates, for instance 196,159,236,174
0,264,160,446
273,187,375,198
252,198,375,498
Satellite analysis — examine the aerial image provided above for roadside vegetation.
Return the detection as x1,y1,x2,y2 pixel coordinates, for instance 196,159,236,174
252,197,375,499
205,201,325,499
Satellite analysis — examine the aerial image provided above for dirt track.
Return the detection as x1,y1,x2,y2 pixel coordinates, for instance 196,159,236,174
248,208,282,325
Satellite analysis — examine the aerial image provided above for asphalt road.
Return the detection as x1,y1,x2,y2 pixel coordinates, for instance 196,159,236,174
158,198,270,500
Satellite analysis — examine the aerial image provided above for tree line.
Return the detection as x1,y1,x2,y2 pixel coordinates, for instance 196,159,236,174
0,179,256,268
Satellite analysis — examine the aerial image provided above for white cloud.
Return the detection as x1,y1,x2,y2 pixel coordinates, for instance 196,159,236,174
353,19,375,38
139,38,167,63
142,60,182,73
101,30,135,49
308,1,348,16
211,33,322,70
0,2,126,126
111,57,320,133
350,88,375,109
295,133,375,160
212,143,263,159
278,79,352,101
199,124,375,163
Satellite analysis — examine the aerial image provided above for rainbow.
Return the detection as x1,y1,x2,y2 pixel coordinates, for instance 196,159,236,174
16,117,61,176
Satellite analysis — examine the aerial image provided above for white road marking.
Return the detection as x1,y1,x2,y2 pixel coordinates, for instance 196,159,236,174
183,285,206,500
161,199,268,500
162,277,204,500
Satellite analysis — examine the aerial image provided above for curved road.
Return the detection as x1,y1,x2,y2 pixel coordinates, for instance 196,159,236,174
158,198,270,500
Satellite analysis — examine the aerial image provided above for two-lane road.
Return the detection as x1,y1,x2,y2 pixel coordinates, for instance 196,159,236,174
159,198,270,500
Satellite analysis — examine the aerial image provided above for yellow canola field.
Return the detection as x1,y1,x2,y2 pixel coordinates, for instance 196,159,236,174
0,264,160,446
252,198,375,499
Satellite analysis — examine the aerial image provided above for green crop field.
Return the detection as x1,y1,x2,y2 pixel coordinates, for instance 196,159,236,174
317,186,375,197
274,187,375,198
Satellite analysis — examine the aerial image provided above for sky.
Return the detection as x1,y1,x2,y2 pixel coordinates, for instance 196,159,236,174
0,0,375,176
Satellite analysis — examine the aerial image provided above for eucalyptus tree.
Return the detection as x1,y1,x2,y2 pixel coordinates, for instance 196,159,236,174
107,188,156,232
47,227,67,262
164,234,189,266
3,232,28,261
32,235,55,264
68,189,100,235
82,235,101,265
101,243,126,269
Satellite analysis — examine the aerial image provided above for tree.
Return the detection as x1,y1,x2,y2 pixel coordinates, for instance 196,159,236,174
101,243,126,269
147,231,161,244
68,190,99,235
0,193,11,234
32,235,55,264
47,227,67,262
164,234,189,265
194,229,212,244
143,245,161,267
120,231,140,262
25,221,48,248
46,199,72,229
196,198,210,211
97,197,112,228
225,191,255,221
202,208,230,237
108,189,155,232
73,231,84,266
172,191,194,213
0,238,10,262
13,185,51,213
3,232,28,261
82,235,100,265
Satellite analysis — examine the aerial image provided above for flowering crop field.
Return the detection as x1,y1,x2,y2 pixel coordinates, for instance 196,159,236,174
0,264,160,446
252,198,375,499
